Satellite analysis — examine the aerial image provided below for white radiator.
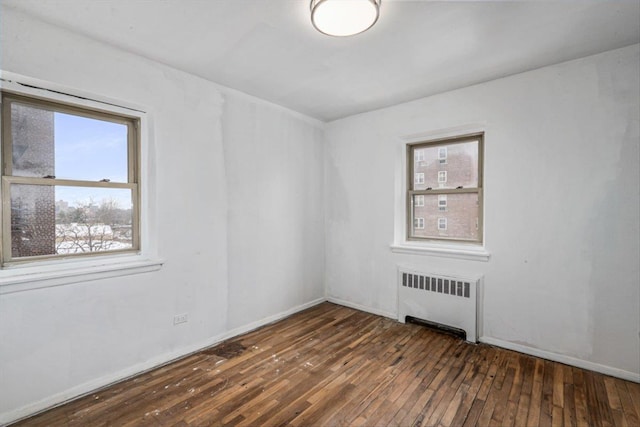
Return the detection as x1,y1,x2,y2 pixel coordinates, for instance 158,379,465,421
398,267,481,342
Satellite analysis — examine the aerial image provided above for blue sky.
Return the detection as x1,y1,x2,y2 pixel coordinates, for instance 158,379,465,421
54,112,132,208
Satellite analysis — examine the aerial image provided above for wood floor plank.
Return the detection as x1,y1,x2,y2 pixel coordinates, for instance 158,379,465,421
594,373,616,427
540,360,555,427
572,368,591,427
615,379,640,427
553,362,566,408
514,356,535,424
476,352,510,426
489,366,516,426
527,358,546,426
11,303,640,427
563,383,577,427
440,358,482,427
447,351,491,426
627,381,640,418
423,344,478,426
587,371,608,427
461,398,486,427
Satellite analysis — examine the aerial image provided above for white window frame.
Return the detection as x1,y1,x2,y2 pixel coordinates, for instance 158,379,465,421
438,171,447,183
0,71,162,294
438,217,447,231
415,149,425,162
414,217,425,229
438,146,447,164
415,195,425,207
414,172,425,184
438,194,447,211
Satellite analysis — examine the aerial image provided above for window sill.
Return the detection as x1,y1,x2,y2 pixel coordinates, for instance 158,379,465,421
390,242,490,262
0,255,164,295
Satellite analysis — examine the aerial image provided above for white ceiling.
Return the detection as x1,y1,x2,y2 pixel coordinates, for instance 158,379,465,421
4,0,639,122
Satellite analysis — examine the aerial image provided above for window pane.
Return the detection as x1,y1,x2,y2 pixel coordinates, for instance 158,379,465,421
10,184,56,257
438,194,447,211
411,193,479,240
11,103,55,178
11,102,129,182
10,184,133,258
412,140,478,190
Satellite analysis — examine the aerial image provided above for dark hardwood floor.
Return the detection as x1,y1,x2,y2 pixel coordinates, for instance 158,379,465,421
13,302,640,426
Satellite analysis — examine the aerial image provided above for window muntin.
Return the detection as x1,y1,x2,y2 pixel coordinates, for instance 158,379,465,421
1,92,140,264
408,134,483,243
414,172,425,184
414,195,425,207
414,217,425,229
438,147,447,164
438,194,447,211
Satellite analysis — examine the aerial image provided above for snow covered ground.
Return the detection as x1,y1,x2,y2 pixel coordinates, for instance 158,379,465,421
56,240,131,254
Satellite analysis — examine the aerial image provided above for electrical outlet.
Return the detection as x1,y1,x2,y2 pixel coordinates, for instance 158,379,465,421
173,313,188,325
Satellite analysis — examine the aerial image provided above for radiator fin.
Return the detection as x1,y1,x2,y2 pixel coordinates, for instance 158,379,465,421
401,272,470,299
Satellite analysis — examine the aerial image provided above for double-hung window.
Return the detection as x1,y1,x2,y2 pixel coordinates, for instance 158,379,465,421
408,133,483,243
438,194,447,211
438,147,447,164
1,92,140,265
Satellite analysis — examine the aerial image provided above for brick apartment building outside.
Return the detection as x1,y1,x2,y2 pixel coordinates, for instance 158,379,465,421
10,104,56,257
412,141,479,241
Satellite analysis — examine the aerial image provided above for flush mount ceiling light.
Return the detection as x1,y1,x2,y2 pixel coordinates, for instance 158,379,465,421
310,0,381,37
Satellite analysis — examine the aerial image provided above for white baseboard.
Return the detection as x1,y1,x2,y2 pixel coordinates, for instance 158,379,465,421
479,336,640,383
0,297,326,426
327,296,397,319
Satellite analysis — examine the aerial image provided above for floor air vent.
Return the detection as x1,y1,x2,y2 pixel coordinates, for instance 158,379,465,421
398,268,481,342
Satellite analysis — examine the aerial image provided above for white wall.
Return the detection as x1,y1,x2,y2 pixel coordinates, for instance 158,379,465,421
0,3,637,424
223,98,325,329
325,44,640,380
0,7,324,423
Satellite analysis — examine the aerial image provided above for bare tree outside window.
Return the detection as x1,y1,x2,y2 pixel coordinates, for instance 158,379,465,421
55,197,133,254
